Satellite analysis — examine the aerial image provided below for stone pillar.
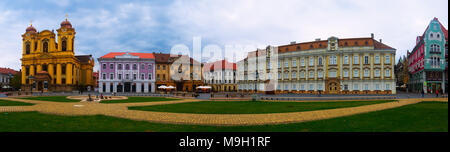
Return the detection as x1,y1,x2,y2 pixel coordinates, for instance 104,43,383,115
66,63,73,85
136,82,142,93
144,82,149,93
105,82,110,93
21,66,26,85
36,64,42,73
56,64,62,85
113,82,118,93
151,82,155,93
48,64,54,84
99,82,103,93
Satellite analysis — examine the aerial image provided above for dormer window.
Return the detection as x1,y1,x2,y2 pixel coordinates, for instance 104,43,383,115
354,41,359,46
430,33,434,38
344,42,348,46
437,34,440,38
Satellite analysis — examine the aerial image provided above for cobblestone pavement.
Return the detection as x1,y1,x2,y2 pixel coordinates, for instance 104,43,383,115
0,97,447,126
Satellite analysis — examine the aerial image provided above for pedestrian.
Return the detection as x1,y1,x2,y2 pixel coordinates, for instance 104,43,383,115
421,89,424,98
436,89,439,98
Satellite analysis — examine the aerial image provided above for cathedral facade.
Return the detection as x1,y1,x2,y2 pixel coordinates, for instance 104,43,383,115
20,18,95,92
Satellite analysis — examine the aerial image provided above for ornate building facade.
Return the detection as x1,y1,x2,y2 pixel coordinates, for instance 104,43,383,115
408,18,448,93
20,18,94,92
203,60,237,92
238,35,397,94
98,52,156,93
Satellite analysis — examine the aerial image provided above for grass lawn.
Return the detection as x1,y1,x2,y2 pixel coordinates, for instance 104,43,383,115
0,102,446,132
128,100,395,114
100,97,180,104
20,96,80,102
0,99,34,106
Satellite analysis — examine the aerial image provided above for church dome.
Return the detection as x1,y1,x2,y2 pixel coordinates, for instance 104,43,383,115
60,19,72,28
26,25,36,33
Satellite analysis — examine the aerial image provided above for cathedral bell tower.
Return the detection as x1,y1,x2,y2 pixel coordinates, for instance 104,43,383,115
57,15,75,53
22,22,37,55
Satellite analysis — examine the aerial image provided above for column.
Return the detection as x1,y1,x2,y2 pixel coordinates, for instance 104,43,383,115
99,82,103,93
21,66,26,85
151,82,155,93
113,82,118,93
144,82,149,93
66,63,72,85
30,65,35,76
105,82,110,93
56,64,62,85
37,64,42,73
48,64,54,84
136,82,142,93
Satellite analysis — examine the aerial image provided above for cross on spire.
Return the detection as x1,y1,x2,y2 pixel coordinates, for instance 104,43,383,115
65,14,68,21
30,20,33,26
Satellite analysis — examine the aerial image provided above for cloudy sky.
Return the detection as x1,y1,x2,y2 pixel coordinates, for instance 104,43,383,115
0,0,448,71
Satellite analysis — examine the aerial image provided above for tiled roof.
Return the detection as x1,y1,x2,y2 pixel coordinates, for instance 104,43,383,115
153,53,171,63
373,39,395,50
0,67,18,75
100,52,155,59
203,60,236,71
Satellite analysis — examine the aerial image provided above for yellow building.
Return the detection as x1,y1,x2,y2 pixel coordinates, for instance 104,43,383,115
20,18,95,92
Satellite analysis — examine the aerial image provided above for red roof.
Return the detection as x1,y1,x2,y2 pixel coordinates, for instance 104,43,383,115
203,60,236,71
0,67,18,75
100,52,155,59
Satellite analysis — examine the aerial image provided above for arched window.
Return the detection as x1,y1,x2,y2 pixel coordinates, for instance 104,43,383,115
62,37,67,51
43,40,48,53
25,42,31,54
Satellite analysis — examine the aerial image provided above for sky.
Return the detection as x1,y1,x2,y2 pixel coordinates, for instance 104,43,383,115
0,0,448,71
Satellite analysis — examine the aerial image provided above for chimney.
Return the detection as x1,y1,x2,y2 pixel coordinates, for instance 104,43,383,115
371,33,374,39
379,39,382,43
315,38,321,41
290,41,296,45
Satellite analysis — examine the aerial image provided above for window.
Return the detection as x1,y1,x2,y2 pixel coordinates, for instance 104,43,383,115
301,58,305,66
284,72,289,79
385,84,390,90
133,64,137,70
157,74,160,80
102,64,106,69
142,64,145,70
344,70,349,77
163,65,166,70
126,64,130,70
353,84,359,90
43,41,48,53
285,60,289,68
307,71,313,78
284,85,288,91
318,57,323,65
110,64,114,69
110,73,113,80
118,64,122,70
375,56,380,64
278,73,282,79
62,38,67,51
102,74,106,80
318,84,323,90
141,74,145,80
375,69,380,77
385,69,391,77
344,85,348,90
25,43,30,54
329,56,337,65
344,56,349,64
292,72,297,79
61,65,66,74
329,71,337,78
353,69,359,77
318,71,323,78
118,74,122,80
364,56,369,64
364,69,370,77
133,74,137,80
309,57,314,66
278,61,281,68
309,84,314,90
375,84,380,90
385,55,390,64
157,65,160,70
292,59,297,67
293,84,297,90
354,55,359,64
148,64,152,70
364,84,369,90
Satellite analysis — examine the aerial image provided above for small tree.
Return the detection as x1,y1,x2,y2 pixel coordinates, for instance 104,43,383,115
9,73,21,91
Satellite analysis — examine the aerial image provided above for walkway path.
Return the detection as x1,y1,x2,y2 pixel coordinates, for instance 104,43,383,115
0,97,447,126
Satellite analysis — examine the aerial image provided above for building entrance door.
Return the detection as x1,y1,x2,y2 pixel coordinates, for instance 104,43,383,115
326,79,340,94
124,82,131,92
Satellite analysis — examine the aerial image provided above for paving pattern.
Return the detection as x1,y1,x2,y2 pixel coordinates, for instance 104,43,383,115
0,97,447,126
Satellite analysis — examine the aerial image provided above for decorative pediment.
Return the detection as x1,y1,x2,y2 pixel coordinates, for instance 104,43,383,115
39,53,54,59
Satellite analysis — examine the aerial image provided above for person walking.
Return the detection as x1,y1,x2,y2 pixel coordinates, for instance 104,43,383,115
421,89,424,98
436,89,439,98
